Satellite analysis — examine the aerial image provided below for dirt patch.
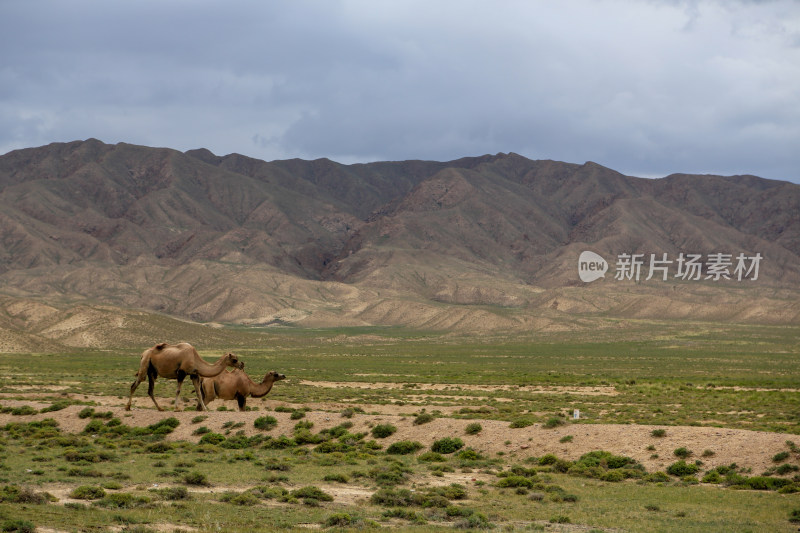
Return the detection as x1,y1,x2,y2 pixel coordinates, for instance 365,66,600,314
3,385,70,391
299,380,619,396
0,394,791,476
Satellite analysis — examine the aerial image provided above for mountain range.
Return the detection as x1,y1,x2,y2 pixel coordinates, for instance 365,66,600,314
0,139,798,350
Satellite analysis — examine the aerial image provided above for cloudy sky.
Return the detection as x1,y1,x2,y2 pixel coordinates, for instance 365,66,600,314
1,0,798,182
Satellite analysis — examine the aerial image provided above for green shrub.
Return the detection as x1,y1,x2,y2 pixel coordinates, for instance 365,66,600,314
538,453,559,465
370,487,414,506
773,451,790,463
182,472,210,486
254,416,278,431
324,513,353,527
455,512,491,529
739,476,792,491
69,486,105,500
340,408,356,418
9,406,37,416
248,486,289,500
371,485,466,508
320,423,352,438
369,464,411,486
63,449,116,463
643,471,671,483
1,519,35,533
790,508,800,524
146,442,173,453
199,432,225,445
779,484,800,494
148,417,180,434
543,416,566,429
263,435,297,449
387,440,423,455
418,451,446,462
457,448,484,461
435,484,467,500
40,400,72,413
315,440,352,454
465,422,482,435
0,485,49,504
651,429,667,438
601,470,626,482
673,447,692,459
509,418,534,429
323,473,349,483
371,424,397,439
413,413,434,425
150,486,190,500
496,476,534,489
431,437,464,454
382,508,426,523
293,429,323,445
220,490,260,506
94,492,150,509
667,461,699,477
290,410,305,420
294,420,314,431
290,486,333,502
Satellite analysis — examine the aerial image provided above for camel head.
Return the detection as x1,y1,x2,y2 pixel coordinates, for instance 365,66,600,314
264,371,286,383
224,352,245,370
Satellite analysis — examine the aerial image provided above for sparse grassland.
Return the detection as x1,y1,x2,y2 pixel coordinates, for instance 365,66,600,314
0,322,798,531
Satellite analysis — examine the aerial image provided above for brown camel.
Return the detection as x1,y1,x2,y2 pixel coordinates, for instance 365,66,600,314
198,368,286,411
125,342,244,412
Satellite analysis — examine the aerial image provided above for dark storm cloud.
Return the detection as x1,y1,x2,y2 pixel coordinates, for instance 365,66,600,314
1,0,798,182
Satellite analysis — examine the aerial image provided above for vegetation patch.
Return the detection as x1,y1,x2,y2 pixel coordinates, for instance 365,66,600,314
386,440,423,455
370,423,397,439
254,415,278,431
431,437,464,454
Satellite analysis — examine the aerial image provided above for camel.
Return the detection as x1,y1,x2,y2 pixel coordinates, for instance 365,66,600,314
198,368,286,411
125,342,244,412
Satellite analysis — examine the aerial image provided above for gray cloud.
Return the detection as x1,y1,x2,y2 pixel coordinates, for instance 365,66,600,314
1,0,798,182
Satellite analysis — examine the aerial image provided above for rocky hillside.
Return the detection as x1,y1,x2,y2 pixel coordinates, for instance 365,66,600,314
0,139,798,348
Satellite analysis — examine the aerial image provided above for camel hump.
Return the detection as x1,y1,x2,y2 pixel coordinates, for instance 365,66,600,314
155,342,168,351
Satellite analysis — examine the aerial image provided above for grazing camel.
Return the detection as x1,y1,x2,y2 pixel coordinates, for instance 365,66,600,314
198,368,286,411
125,342,244,412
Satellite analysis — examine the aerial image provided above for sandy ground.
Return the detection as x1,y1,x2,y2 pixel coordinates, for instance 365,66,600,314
1,384,796,533
0,390,792,477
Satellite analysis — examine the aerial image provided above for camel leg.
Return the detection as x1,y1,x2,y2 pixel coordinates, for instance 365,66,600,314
126,376,144,410
196,378,209,411
196,386,205,411
147,372,164,411
174,373,186,411
126,354,152,411
236,394,246,412
192,375,208,411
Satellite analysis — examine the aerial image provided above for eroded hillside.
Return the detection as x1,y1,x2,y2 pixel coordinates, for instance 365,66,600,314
0,140,798,348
